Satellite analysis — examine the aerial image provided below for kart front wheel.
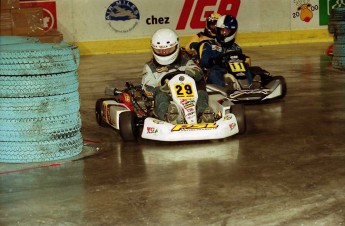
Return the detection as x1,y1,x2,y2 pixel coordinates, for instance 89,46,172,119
119,111,139,142
231,104,246,134
95,98,112,127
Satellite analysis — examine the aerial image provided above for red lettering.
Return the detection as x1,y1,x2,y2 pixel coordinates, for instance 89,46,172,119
176,0,241,30
190,0,217,29
176,0,194,30
218,0,240,16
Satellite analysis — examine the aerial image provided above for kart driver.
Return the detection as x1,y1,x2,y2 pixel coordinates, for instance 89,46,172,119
184,12,221,57
142,28,214,124
199,14,254,88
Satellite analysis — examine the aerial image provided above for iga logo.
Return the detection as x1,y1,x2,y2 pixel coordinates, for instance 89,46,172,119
105,0,140,33
176,0,240,30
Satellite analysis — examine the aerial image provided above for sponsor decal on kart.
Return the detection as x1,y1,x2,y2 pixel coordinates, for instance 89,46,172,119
171,123,218,131
123,93,131,102
180,99,195,112
185,112,195,117
229,122,236,130
146,127,158,134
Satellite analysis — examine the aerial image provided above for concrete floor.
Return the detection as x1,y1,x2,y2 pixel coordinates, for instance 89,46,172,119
1,42,345,225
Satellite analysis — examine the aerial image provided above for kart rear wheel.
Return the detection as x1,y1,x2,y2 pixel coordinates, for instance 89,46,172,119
231,104,246,134
95,98,111,127
272,76,287,99
119,111,139,142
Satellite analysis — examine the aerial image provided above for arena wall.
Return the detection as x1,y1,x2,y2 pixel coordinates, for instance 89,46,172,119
55,0,339,55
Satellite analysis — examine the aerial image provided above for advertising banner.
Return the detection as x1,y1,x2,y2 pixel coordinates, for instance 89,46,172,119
20,0,57,31
69,0,241,40
319,0,345,25
291,0,320,30
54,0,331,45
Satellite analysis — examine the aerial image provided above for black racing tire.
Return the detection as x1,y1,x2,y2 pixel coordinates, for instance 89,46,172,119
95,98,112,127
272,75,287,99
119,111,139,142
230,104,246,134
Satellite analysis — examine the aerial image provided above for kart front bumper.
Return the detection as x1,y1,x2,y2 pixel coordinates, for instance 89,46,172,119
229,81,283,102
141,115,239,142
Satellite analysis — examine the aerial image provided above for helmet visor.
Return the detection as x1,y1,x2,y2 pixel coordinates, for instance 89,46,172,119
219,28,231,36
207,20,217,31
152,45,178,56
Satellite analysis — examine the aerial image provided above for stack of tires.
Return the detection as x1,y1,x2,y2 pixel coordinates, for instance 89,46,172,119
0,36,83,163
328,7,345,70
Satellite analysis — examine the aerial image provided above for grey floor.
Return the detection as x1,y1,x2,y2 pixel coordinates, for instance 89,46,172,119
1,42,345,226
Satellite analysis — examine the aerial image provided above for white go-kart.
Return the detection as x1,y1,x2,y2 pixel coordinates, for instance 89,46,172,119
95,72,246,142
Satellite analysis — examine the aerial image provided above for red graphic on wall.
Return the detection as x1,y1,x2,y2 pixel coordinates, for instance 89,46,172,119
20,1,57,31
176,0,241,30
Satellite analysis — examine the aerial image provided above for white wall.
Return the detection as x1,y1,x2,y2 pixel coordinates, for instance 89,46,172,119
55,0,330,43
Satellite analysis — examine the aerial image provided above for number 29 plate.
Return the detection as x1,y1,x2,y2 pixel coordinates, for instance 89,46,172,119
173,83,195,98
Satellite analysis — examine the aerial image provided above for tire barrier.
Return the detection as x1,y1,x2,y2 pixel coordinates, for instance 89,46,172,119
0,37,83,163
0,133,83,163
0,42,80,75
0,72,79,97
0,92,81,119
0,36,39,45
0,113,82,142
328,8,345,70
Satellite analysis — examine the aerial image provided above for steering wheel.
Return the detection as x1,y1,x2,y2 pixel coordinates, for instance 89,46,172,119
160,70,184,86
224,51,247,60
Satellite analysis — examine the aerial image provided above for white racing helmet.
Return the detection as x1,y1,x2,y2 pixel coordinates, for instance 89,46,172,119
216,15,238,47
151,28,180,65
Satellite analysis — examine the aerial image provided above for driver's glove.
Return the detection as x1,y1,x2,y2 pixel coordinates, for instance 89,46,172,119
238,53,247,61
159,83,170,93
185,66,203,82
208,56,223,67
189,42,199,51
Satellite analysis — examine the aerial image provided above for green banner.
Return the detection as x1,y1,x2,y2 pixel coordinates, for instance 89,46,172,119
319,0,345,25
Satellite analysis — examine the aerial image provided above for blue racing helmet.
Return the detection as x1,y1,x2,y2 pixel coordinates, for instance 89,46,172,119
215,15,238,47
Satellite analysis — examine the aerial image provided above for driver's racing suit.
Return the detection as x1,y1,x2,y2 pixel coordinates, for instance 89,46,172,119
141,51,210,121
199,39,252,87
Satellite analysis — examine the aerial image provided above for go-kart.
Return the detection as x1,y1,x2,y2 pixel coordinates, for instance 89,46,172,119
95,72,246,142
206,51,287,103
